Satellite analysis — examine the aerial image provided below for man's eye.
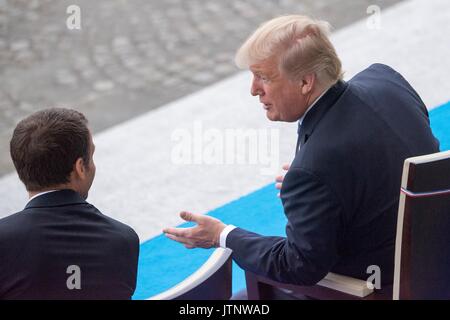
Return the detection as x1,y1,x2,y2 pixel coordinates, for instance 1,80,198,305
254,73,270,84
262,77,271,84
257,74,269,82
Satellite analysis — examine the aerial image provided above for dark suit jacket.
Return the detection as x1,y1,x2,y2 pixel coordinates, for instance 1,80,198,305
227,64,440,286
0,189,139,299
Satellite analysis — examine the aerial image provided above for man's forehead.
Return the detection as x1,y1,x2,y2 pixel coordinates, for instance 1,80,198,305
250,58,277,74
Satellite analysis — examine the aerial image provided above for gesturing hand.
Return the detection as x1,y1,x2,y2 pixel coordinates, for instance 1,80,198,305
275,163,290,197
163,211,227,249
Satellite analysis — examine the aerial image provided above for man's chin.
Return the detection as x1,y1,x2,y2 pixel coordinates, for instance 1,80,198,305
265,111,279,121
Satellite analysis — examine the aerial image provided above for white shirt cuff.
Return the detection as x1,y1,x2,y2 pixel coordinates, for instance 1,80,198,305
219,225,237,248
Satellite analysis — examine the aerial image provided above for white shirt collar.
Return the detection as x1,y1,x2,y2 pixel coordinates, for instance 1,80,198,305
298,87,330,126
28,190,59,203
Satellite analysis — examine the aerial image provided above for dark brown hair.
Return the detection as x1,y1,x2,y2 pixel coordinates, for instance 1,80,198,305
10,108,90,191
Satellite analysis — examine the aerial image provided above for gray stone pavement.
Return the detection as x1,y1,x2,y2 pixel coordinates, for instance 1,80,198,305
0,0,403,177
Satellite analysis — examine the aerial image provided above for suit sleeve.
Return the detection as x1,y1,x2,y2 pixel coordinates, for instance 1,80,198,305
226,167,345,285
128,229,140,296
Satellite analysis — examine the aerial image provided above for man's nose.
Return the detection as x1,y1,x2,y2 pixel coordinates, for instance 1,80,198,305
251,78,264,97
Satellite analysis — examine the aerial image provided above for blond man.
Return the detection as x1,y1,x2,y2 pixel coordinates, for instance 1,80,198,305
164,15,439,290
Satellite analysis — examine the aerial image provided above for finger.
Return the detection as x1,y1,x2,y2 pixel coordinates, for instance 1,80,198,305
275,175,284,182
282,164,290,171
164,233,191,245
163,227,192,238
277,192,281,198
275,182,282,190
184,243,195,249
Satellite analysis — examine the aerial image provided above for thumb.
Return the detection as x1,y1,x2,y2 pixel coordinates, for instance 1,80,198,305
180,211,200,223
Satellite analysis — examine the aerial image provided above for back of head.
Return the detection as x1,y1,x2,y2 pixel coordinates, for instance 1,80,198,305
10,108,90,192
235,15,343,88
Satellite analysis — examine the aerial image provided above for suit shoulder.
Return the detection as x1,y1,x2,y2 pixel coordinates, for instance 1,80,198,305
368,63,396,73
351,63,412,91
0,211,34,255
364,63,400,77
0,210,29,235
88,204,139,244
118,222,140,244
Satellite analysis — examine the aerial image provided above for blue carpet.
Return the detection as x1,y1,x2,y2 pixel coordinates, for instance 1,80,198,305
430,101,450,151
133,100,450,300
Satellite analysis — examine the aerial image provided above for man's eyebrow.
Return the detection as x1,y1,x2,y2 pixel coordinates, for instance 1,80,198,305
253,70,268,77
250,65,263,72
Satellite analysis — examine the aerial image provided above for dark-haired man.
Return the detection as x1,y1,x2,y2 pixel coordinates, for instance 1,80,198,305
0,108,139,300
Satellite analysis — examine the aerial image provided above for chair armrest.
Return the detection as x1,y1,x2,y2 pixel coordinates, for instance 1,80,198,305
246,271,390,300
317,272,373,298
149,248,232,300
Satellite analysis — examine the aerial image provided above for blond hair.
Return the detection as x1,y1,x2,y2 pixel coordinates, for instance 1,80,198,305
235,15,343,88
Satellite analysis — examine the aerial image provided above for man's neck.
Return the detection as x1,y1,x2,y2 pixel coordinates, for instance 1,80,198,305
309,82,332,107
299,85,331,125
28,185,72,199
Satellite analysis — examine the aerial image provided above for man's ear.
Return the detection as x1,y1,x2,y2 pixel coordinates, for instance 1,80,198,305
74,157,86,180
300,73,316,95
